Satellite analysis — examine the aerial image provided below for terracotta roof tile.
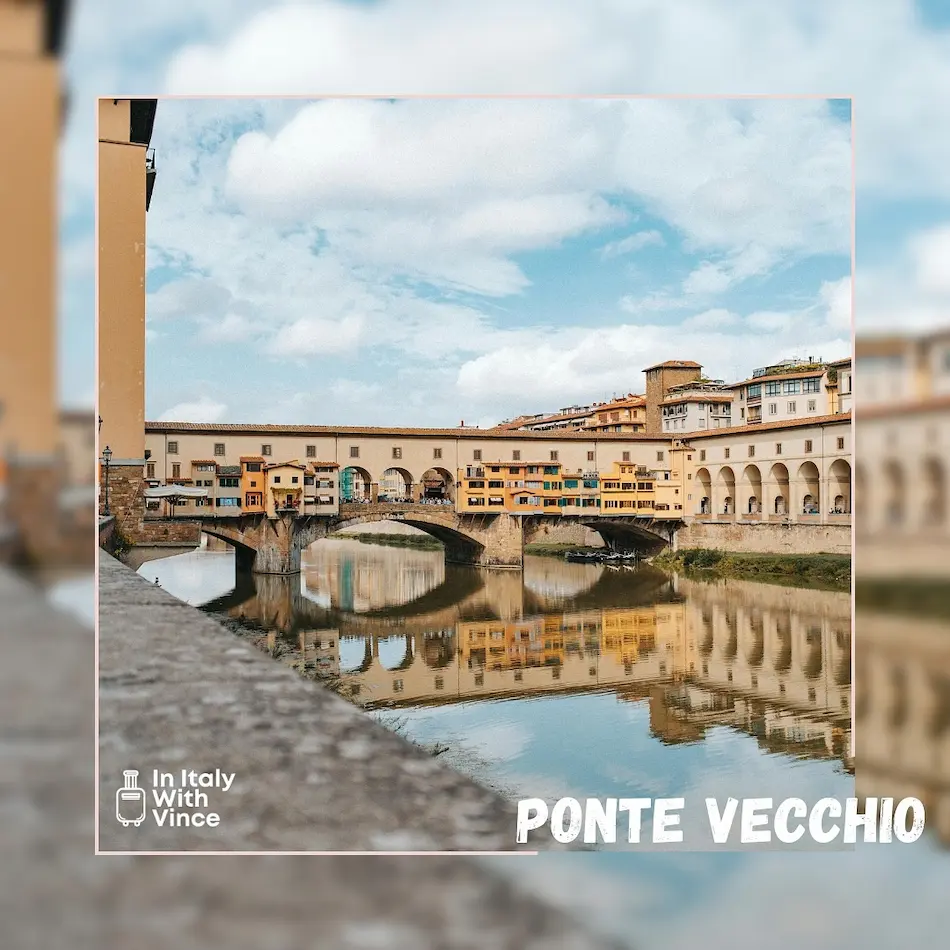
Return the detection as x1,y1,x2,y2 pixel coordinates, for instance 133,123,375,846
145,421,663,441
857,395,950,420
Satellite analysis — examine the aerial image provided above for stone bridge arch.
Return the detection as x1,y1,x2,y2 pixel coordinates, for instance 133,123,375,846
331,503,525,568
198,523,260,572
332,510,487,565
379,467,416,502
195,513,329,574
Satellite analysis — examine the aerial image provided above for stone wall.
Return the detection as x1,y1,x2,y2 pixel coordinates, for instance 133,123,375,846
1,458,96,568
523,520,605,548
673,520,851,556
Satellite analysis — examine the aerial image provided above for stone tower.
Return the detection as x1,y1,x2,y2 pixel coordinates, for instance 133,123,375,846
643,360,703,436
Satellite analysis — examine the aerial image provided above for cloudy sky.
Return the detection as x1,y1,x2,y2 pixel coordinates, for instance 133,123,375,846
63,1,950,430
135,96,851,425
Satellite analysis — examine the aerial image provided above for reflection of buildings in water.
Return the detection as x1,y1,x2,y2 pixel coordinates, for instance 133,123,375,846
523,558,605,600
263,628,340,679
301,541,445,613
856,611,950,846
264,581,852,768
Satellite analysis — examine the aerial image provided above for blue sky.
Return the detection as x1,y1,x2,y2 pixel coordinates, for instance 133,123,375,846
118,96,852,426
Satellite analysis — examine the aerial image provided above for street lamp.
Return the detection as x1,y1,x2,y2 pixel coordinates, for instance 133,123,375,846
101,445,113,516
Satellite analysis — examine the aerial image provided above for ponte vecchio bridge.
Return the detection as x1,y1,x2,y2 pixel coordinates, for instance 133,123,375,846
140,501,680,574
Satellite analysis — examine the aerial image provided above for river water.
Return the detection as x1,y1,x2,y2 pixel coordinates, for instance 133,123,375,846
133,537,950,948
144,538,852,831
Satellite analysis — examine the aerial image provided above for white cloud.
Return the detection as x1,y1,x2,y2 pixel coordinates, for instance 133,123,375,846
600,229,665,258
455,286,851,412
265,313,367,357
859,225,950,334
818,277,852,333
161,0,948,202
158,397,228,423
683,308,741,330
911,224,950,296
219,97,848,295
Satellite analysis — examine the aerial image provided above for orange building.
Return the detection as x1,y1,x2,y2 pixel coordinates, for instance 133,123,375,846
241,456,265,512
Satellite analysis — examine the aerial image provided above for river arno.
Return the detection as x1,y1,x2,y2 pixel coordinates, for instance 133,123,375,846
132,537,950,949
142,537,852,834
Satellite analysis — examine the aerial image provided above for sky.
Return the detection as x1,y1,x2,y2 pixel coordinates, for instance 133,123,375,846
137,96,851,426
60,1,950,430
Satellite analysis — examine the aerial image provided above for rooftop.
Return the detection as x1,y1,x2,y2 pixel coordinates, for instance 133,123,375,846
662,393,734,404
644,360,702,371
146,421,666,441
727,369,826,388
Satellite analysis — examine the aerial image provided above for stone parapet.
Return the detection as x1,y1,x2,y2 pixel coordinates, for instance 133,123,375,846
98,551,572,853
2,563,623,948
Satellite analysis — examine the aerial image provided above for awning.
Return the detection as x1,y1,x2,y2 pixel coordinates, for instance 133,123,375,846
144,485,209,499
318,495,333,503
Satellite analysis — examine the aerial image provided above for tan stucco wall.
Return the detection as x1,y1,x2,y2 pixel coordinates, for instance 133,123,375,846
0,54,58,459
98,127,147,463
0,3,43,55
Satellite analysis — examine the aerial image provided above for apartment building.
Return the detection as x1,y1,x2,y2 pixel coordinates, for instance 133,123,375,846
582,394,647,433
730,359,830,426
661,380,733,433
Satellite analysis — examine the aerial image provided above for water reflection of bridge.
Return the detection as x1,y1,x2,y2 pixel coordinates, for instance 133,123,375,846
203,565,852,770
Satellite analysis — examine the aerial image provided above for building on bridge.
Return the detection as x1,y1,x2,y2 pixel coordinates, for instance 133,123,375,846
241,456,265,513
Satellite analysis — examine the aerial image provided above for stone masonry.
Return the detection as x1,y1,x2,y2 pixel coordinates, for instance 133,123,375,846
673,520,851,556
97,551,575,854
3,561,625,948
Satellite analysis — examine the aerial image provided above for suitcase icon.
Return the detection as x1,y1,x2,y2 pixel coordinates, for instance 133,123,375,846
116,770,146,827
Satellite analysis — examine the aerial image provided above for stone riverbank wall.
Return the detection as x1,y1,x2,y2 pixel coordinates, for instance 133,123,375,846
673,520,851,556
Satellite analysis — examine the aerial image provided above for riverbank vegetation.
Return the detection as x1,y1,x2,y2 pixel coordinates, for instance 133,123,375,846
652,548,850,591
855,578,950,621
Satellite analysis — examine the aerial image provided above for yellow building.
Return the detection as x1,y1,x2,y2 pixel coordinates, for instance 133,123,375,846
558,469,601,512
241,456,265,513
599,461,657,514
652,441,693,517
583,394,647,433
264,461,306,517
456,461,508,511
456,461,564,513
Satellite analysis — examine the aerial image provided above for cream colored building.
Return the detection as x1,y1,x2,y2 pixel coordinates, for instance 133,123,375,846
687,414,851,521
661,385,733,433
853,330,950,576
